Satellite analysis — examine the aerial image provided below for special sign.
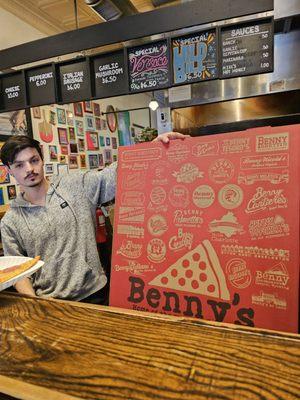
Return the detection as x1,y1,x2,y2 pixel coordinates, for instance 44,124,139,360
128,40,171,92
172,29,218,84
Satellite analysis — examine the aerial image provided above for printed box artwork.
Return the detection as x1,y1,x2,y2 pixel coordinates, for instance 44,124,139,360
110,125,300,333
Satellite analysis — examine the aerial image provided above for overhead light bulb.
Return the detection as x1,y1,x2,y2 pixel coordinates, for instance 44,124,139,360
149,99,159,111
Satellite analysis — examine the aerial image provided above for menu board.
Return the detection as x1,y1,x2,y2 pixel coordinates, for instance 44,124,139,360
172,29,218,85
110,125,300,333
128,40,171,93
0,72,26,111
221,18,273,78
58,59,91,103
26,64,56,106
92,50,128,99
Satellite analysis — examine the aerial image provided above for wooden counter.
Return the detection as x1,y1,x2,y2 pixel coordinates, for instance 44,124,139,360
0,292,299,400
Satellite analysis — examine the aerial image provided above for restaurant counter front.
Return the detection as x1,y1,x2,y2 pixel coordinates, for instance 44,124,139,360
0,292,299,400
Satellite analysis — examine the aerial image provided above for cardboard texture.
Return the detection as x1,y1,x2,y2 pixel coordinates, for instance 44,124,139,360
110,125,300,332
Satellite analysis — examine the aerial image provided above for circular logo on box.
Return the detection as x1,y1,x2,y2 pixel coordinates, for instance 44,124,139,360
147,214,168,236
209,159,234,184
168,185,189,208
147,238,166,262
218,184,243,209
226,258,251,288
192,185,215,208
150,187,166,205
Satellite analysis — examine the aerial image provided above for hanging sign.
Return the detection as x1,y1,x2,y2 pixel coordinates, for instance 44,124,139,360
26,64,56,106
221,18,274,78
172,29,218,85
92,50,128,98
58,59,91,103
0,72,26,111
128,40,171,93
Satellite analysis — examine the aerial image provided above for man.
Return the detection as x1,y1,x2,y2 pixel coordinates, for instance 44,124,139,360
0,132,186,303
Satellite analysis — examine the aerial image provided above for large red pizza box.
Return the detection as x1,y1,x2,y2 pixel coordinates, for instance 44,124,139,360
109,124,300,333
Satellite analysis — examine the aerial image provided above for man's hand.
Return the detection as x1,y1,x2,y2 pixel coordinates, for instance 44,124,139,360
153,131,190,144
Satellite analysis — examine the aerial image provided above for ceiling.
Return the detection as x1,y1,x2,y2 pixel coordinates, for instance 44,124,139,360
0,0,180,36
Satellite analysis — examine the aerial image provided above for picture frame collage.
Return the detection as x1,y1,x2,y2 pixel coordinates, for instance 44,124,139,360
31,100,119,175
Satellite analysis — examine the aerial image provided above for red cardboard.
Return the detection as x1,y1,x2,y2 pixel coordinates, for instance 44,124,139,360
110,125,300,332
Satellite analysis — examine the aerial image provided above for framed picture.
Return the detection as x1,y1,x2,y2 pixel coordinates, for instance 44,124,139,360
74,102,83,117
57,108,66,125
85,116,95,131
32,107,41,119
88,154,99,169
49,145,58,161
104,149,112,164
0,187,4,205
99,135,105,147
69,155,78,169
7,185,16,200
0,110,29,138
49,110,56,125
80,154,87,168
0,165,10,184
68,127,76,141
100,119,107,130
106,105,117,132
95,117,101,130
45,163,54,174
106,137,111,146
83,101,93,113
70,143,78,154
57,163,69,175
65,110,73,126
112,137,118,149
58,127,68,144
78,138,85,152
86,131,99,150
59,155,67,164
75,120,84,137
93,102,101,116
98,153,104,168
60,145,69,155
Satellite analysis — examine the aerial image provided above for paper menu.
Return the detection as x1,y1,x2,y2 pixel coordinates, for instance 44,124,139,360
109,125,300,333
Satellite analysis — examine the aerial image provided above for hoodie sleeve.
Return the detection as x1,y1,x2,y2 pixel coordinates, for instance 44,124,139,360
0,220,27,257
81,162,117,206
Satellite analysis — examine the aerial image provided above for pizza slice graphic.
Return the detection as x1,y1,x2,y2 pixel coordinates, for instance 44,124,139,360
148,240,230,300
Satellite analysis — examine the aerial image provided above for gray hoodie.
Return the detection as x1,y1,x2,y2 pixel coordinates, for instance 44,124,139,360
0,163,117,300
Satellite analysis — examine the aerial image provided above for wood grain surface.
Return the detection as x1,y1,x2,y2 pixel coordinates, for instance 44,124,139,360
0,292,299,400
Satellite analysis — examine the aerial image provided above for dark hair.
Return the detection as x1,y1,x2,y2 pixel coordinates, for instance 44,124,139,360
0,135,43,166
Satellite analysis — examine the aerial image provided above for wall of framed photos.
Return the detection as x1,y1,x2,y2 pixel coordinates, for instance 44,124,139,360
0,92,151,205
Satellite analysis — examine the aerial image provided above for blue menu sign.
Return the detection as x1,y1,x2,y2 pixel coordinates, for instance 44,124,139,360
172,29,218,85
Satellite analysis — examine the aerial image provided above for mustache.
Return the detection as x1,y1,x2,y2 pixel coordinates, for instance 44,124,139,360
25,172,38,179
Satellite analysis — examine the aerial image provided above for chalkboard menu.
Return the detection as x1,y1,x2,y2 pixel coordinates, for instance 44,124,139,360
220,18,273,78
92,50,128,99
128,40,171,93
172,29,218,85
0,72,26,111
26,64,56,106
58,59,91,103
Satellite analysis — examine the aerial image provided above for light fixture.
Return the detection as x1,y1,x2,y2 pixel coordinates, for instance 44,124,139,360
149,93,159,111
85,0,137,21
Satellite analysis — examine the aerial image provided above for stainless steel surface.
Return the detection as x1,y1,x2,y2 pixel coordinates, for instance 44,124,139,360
167,30,300,109
274,0,300,19
172,91,300,130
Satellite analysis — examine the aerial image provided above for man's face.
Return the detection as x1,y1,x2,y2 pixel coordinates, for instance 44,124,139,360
7,147,44,188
